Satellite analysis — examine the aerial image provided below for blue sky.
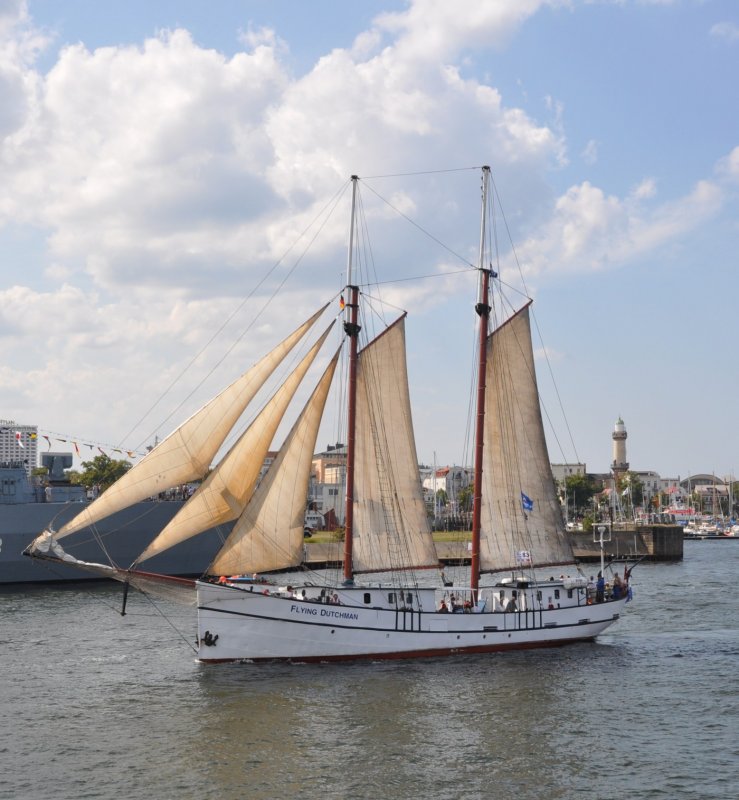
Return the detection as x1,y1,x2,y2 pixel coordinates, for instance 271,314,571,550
0,0,737,480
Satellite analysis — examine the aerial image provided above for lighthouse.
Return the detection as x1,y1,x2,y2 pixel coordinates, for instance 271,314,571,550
611,416,629,478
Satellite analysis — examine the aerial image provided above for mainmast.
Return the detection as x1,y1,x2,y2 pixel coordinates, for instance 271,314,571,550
342,175,361,584
470,166,492,598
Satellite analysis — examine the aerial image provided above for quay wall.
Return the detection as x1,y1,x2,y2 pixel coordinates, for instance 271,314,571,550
304,527,684,568
570,525,683,563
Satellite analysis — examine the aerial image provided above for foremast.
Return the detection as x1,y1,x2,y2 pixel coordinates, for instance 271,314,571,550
470,166,492,599
342,175,361,584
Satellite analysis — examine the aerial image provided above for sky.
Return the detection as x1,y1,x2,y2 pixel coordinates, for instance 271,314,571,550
0,0,737,481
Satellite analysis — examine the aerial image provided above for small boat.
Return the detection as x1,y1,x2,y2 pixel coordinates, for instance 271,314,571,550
27,167,632,662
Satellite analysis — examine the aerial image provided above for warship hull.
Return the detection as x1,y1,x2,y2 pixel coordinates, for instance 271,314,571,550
0,500,226,584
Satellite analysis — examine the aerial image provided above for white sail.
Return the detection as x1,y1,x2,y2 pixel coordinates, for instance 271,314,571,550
47,307,327,541
480,303,574,572
352,317,438,573
209,350,340,576
136,323,335,563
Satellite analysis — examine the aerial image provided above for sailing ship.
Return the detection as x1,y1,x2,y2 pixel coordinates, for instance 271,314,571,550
26,166,632,662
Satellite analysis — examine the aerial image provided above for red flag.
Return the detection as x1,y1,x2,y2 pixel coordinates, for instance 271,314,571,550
15,431,24,448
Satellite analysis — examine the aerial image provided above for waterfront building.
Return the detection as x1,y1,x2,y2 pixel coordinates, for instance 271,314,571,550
551,463,587,483
0,420,39,475
307,443,347,526
422,466,472,509
311,442,346,483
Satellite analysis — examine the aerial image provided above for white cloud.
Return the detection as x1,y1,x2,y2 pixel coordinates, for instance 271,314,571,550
534,345,563,363
1,1,562,308
710,21,739,43
581,139,598,165
238,24,285,52
631,178,656,200
0,0,734,451
511,158,728,279
716,146,739,182
375,0,549,61
2,28,289,291
0,0,28,34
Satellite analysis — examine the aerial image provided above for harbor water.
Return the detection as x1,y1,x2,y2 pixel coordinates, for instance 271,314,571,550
1,541,738,800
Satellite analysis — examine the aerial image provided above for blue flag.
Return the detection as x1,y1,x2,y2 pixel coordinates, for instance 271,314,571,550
521,492,534,512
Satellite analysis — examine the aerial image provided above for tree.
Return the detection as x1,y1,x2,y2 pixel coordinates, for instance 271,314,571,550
457,485,473,512
78,454,132,491
618,472,644,509
564,473,600,516
66,469,83,485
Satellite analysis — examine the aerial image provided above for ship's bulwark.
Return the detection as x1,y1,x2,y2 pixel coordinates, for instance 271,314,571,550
1,501,228,584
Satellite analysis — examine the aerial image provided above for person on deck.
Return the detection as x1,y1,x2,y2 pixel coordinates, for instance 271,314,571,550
596,572,605,603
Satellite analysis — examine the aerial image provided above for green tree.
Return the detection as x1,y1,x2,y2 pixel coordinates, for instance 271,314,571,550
435,488,449,507
78,454,131,491
457,485,473,512
618,472,644,509
564,473,600,515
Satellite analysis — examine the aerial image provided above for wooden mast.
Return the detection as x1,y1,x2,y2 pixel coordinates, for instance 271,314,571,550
342,176,361,584
470,166,492,599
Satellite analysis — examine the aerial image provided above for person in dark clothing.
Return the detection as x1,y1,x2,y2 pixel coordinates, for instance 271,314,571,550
596,572,605,603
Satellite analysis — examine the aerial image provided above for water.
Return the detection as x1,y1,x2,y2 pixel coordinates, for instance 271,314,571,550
2,542,738,800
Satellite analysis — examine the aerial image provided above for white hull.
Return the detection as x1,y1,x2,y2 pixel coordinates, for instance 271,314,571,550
196,580,628,662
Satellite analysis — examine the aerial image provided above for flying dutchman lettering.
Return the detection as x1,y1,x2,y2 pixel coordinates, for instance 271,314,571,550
288,604,359,621
320,608,359,620
290,604,318,616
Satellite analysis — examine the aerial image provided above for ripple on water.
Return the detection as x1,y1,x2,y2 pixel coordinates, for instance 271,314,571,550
2,545,738,800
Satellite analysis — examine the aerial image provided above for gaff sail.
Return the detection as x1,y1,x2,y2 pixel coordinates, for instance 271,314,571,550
352,316,439,573
479,303,575,572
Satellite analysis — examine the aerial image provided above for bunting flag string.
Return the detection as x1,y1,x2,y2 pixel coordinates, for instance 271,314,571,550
7,428,151,460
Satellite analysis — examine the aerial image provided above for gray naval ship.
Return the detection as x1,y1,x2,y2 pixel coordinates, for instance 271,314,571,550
0,453,226,584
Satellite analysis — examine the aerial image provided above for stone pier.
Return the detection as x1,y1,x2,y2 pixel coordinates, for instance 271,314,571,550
570,524,683,562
